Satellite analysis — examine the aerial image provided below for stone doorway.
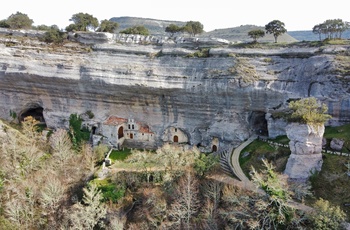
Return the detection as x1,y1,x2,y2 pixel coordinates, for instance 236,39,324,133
212,145,218,152
173,135,178,143
118,126,124,139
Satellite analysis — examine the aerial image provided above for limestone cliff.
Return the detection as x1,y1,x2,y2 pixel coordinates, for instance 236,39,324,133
1,30,350,150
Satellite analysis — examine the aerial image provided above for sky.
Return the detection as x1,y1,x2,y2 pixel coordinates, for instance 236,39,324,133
0,0,349,32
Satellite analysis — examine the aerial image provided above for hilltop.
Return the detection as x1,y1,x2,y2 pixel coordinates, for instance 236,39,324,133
110,16,297,43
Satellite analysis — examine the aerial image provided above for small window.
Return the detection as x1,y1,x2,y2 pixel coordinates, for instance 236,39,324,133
175,128,177,132
132,124,134,129
128,124,131,129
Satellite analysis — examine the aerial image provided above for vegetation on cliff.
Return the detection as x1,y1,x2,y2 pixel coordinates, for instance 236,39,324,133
288,97,332,125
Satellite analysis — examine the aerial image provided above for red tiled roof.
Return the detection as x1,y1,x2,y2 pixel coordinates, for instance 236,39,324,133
138,122,154,134
103,116,127,126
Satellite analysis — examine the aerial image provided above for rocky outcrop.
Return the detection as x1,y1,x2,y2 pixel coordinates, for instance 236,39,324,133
284,123,324,179
1,29,350,150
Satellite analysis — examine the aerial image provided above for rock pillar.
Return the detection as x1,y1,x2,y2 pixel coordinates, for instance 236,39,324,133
284,123,324,179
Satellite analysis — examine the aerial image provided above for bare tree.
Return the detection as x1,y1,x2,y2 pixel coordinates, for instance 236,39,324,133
168,169,200,230
66,183,107,229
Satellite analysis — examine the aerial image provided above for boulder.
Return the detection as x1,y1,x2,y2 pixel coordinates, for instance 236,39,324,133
330,138,344,151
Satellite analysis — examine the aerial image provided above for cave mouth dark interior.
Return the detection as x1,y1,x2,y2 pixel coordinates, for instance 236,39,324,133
250,111,268,136
20,106,46,124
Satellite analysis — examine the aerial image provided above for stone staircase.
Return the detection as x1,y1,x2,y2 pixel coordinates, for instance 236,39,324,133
214,147,235,177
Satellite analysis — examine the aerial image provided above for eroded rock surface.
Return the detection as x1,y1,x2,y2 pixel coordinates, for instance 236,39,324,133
285,123,324,179
1,30,350,150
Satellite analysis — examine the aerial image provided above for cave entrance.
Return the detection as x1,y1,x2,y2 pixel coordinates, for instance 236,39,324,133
249,111,268,136
20,106,46,124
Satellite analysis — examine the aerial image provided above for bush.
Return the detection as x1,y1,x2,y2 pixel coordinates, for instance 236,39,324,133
69,113,90,148
98,183,125,203
308,198,346,230
288,97,332,125
120,25,149,36
42,26,66,44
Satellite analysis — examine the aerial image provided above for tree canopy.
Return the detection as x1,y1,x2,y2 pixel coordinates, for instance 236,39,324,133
66,13,99,32
96,20,119,33
6,11,33,29
183,21,204,37
313,19,349,41
288,97,331,125
165,24,183,37
120,25,149,36
265,20,287,43
248,29,265,42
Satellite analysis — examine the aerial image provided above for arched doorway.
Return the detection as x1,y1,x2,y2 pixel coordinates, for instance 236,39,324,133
212,145,218,152
118,126,124,139
130,133,134,139
173,135,178,143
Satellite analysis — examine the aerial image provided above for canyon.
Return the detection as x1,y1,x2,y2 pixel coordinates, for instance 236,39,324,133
1,28,350,152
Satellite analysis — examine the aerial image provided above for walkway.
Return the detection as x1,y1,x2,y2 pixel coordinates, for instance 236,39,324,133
231,135,257,183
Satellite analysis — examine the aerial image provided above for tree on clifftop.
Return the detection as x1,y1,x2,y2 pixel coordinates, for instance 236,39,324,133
96,19,119,33
265,20,287,43
313,19,349,40
6,12,33,29
248,29,265,42
66,13,99,32
183,21,204,37
165,24,183,37
120,25,150,36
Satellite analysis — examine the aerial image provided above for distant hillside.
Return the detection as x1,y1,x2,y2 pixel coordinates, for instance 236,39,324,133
109,17,297,43
200,25,297,43
288,30,350,41
110,16,185,36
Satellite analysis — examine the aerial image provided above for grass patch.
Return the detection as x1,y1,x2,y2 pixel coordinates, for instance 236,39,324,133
239,139,290,178
90,178,126,203
309,153,350,219
109,148,132,161
272,135,290,145
324,124,350,152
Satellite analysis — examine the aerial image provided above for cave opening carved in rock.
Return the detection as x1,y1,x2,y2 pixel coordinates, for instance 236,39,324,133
250,111,268,136
19,105,46,125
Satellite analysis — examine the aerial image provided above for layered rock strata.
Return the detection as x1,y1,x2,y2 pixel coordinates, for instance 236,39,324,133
284,123,324,179
1,31,350,150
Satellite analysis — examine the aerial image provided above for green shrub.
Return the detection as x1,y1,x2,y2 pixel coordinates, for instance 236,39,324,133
308,198,346,230
194,153,219,176
288,97,332,125
98,183,125,203
69,113,90,148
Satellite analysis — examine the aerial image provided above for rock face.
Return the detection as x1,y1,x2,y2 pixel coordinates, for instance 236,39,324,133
1,30,350,151
284,123,324,179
